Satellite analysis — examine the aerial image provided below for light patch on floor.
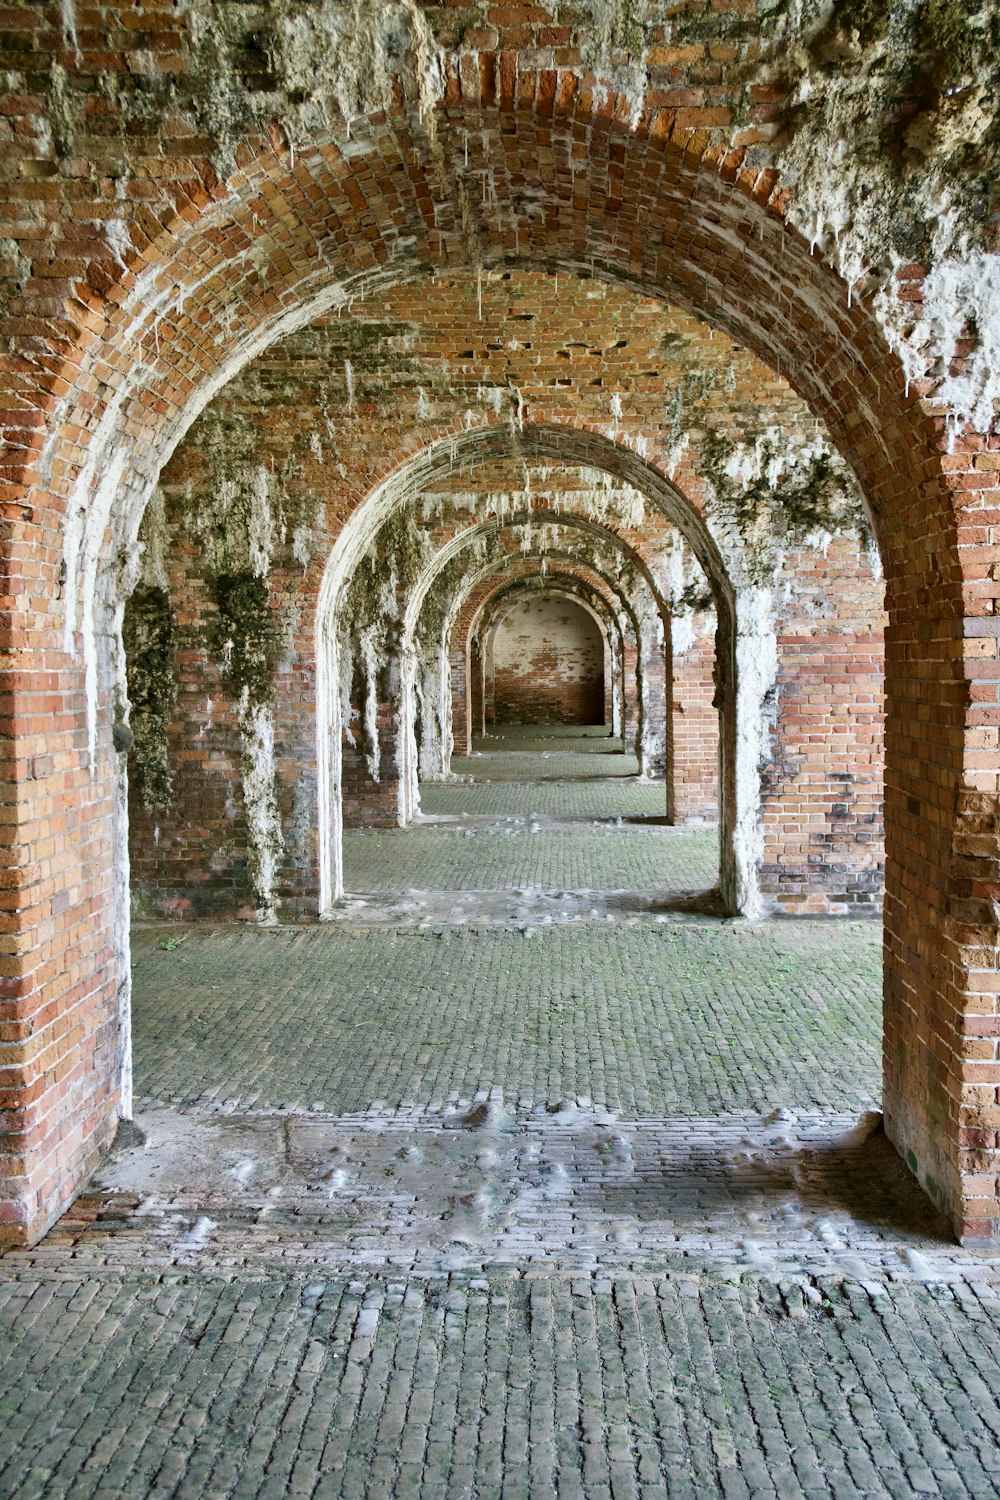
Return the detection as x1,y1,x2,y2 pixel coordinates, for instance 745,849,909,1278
59,1100,998,1289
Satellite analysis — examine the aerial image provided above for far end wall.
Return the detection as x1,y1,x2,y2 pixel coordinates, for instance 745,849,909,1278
490,595,606,726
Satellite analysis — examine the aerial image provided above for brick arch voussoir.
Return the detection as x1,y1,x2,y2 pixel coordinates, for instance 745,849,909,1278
16,87,968,633
457,560,635,665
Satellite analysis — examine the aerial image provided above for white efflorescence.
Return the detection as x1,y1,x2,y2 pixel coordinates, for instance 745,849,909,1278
138,488,171,591
269,0,445,142
238,690,284,919
731,586,779,920
247,465,274,577
708,423,862,574
877,248,1000,447
359,626,383,782
773,4,1000,447
579,0,649,130
59,0,80,61
338,624,356,746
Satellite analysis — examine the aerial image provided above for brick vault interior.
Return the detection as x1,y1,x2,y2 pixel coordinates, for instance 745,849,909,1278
4,4,1000,1495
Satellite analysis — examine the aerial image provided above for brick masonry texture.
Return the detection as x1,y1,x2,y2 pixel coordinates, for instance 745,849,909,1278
127,921,879,1118
4,1270,1000,1500
0,0,997,1264
418,776,665,818
453,727,642,780
491,594,606,725
2,802,997,1498
342,823,719,897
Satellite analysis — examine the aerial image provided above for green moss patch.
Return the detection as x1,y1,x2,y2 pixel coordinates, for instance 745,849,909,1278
123,586,177,814
207,572,279,707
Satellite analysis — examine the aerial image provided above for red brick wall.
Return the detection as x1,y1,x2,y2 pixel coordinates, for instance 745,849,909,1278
762,536,886,913
490,595,606,726
0,8,995,1242
672,616,719,822
456,563,637,753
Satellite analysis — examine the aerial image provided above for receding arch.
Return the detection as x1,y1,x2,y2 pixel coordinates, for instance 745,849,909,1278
424,535,659,774
338,487,679,844
2,80,982,1245
462,567,635,749
412,549,645,797
484,589,609,727
475,581,618,735
316,425,758,918
398,511,669,831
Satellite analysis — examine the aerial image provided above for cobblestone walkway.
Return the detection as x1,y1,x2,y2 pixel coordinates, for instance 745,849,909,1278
6,757,1000,1498
129,924,880,1117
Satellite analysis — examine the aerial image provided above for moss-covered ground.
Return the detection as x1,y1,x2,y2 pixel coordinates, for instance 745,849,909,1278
130,922,879,1117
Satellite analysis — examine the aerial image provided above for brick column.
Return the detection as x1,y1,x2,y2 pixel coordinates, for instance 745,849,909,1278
671,617,719,822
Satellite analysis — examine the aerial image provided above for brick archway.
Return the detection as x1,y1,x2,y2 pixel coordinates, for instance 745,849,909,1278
456,563,640,754
410,523,667,785
482,588,609,727
319,433,733,908
1,91,986,1244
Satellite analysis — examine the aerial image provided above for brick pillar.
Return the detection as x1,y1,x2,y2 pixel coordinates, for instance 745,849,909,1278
451,646,470,757
621,636,639,751
484,628,496,728
0,529,123,1245
470,637,484,743
760,627,884,912
341,642,402,830
638,617,668,779
758,538,885,914
671,616,719,822
603,631,614,727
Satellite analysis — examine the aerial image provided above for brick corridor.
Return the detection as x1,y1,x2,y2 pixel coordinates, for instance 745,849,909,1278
7,3,1000,1491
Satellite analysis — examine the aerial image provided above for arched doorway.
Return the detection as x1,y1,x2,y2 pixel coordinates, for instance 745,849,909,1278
2,80,983,1245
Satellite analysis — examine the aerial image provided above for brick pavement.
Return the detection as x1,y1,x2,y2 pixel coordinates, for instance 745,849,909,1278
451,729,642,782
342,826,718,900
2,1269,1000,1500
418,782,670,820
128,924,880,1118
5,797,1000,1497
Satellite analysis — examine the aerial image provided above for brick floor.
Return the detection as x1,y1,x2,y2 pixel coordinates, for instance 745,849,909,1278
129,923,880,1116
343,824,718,896
451,727,642,781
1,1270,1000,1499
418,780,670,819
4,774,1000,1497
